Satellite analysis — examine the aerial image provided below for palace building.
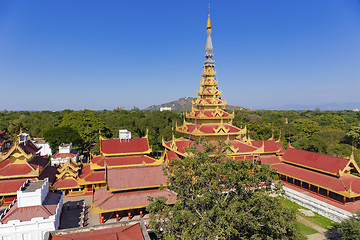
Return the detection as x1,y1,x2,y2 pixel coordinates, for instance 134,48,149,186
0,133,56,206
163,12,284,161
162,11,360,209
51,130,163,197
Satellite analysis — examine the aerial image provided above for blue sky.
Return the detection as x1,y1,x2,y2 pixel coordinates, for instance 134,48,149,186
0,0,359,110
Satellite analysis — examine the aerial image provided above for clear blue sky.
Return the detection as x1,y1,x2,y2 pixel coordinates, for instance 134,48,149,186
1,0,359,110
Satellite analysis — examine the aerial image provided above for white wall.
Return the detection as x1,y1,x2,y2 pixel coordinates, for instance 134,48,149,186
36,143,52,156
17,180,49,208
283,187,352,222
0,194,63,240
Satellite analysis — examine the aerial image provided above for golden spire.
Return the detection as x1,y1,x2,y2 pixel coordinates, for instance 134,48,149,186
207,4,211,29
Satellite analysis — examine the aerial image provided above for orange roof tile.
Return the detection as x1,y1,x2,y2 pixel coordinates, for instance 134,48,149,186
53,178,79,189
50,224,145,240
101,138,150,155
93,188,176,211
105,155,156,167
258,155,282,165
271,163,346,192
282,148,350,175
107,165,167,190
0,178,29,195
252,139,281,152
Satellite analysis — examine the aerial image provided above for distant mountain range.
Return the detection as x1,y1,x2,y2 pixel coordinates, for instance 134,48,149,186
145,97,244,111
271,102,360,111
145,98,360,111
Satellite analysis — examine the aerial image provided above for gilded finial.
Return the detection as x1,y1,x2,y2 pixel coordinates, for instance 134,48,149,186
207,4,211,29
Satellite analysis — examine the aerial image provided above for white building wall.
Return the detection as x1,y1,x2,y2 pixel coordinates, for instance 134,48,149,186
59,144,72,154
35,143,52,156
283,187,352,222
17,180,49,208
0,193,63,240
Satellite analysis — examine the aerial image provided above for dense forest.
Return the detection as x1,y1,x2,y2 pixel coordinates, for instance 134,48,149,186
1,108,359,164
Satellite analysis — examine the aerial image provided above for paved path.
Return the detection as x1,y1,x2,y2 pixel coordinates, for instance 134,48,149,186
297,215,341,240
60,194,99,229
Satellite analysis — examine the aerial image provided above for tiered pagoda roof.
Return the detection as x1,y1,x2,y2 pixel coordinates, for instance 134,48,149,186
162,13,285,160
52,160,81,190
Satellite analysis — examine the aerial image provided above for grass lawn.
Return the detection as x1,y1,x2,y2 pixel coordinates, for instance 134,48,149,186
297,222,318,235
280,196,336,230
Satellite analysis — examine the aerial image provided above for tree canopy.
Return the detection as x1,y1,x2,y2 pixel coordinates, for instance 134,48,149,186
44,126,84,154
147,140,301,239
335,211,360,240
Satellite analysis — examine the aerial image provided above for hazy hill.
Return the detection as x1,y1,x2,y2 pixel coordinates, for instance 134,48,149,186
145,97,244,112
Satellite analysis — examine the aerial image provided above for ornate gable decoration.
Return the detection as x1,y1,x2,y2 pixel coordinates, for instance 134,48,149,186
213,120,230,134
338,152,360,176
211,108,224,118
56,160,80,180
1,142,33,164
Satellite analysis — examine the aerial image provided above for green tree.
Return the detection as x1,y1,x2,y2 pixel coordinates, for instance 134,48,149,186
345,126,360,148
335,211,360,240
59,110,111,151
44,126,84,154
147,140,300,239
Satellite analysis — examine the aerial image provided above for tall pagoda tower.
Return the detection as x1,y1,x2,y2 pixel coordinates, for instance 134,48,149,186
177,11,244,141
163,10,285,159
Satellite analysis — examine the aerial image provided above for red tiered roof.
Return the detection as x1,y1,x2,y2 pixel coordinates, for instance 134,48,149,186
19,141,39,155
53,178,79,189
339,175,360,194
191,110,231,118
282,148,350,175
38,165,58,183
50,223,146,240
0,178,29,195
93,188,176,211
164,139,194,154
165,151,181,162
79,165,105,183
252,139,285,153
101,138,150,155
107,165,167,190
28,156,49,171
105,155,157,167
92,156,106,166
271,163,348,193
229,140,259,153
0,160,33,176
53,150,78,160
258,155,282,165
0,156,49,177
178,124,242,135
0,192,62,224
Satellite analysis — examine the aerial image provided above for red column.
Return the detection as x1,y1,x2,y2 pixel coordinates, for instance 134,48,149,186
128,211,131,220
100,214,104,224
140,210,143,219
327,190,329,199
116,213,119,222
